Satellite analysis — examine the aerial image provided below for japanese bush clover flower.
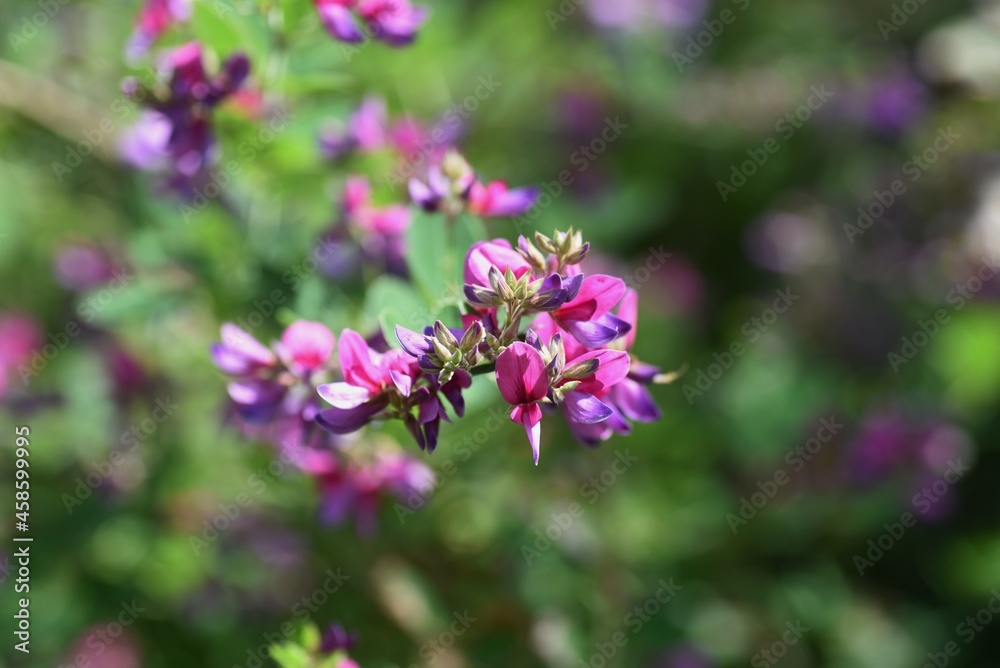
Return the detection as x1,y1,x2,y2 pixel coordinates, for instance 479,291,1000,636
313,0,428,47
496,334,630,463
214,229,667,472
121,42,249,196
409,150,538,219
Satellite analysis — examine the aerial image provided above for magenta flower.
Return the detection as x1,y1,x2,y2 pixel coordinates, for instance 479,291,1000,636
315,329,419,434
315,0,366,44
313,0,428,47
467,181,539,218
278,321,337,374
548,274,631,347
463,239,533,288
127,0,191,60
0,313,42,400
496,342,550,464
343,176,411,236
357,0,428,46
605,289,662,423
317,451,434,535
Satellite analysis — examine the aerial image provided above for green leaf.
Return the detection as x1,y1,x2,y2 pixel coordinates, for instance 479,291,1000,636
365,275,435,338
405,210,449,304
300,622,322,652
268,642,311,668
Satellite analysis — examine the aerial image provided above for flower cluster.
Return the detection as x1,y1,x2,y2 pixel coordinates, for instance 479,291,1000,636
210,321,433,532
459,229,668,460
308,228,669,464
313,0,428,46
120,42,249,196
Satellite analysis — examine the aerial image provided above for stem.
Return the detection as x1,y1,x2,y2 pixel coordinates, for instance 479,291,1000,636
470,363,496,377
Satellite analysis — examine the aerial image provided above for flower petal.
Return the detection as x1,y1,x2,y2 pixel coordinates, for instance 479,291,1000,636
317,381,372,409
496,342,549,406
390,369,413,397
572,349,631,394
611,378,662,422
219,323,276,366
511,402,543,465
556,274,626,322
562,318,621,348
394,324,432,356
314,397,388,434
317,3,365,43
563,391,613,424
338,328,384,393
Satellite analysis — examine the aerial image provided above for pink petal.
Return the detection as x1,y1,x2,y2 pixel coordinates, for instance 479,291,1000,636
338,328,383,393
496,342,549,406
463,239,532,288
556,274,626,322
617,288,639,349
570,349,630,394
511,403,543,465
282,320,336,371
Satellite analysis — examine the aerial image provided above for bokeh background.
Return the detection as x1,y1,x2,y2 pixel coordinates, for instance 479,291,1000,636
3,0,1000,666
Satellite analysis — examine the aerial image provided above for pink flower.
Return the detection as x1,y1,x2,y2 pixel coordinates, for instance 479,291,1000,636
0,313,42,370
467,181,538,218
127,0,191,59
463,239,533,288
279,321,336,373
496,342,549,464
342,176,412,236
549,274,631,347
315,329,418,434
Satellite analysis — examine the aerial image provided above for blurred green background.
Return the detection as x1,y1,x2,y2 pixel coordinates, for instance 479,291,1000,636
3,0,1000,666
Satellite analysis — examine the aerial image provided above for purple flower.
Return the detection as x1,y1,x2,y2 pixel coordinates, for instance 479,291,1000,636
316,451,434,536
320,622,358,653
467,181,539,218
315,0,366,44
53,245,118,291
313,0,428,47
407,150,477,213
357,0,428,45
547,274,631,348
320,97,388,159
315,329,420,434
0,313,42,401
123,42,249,196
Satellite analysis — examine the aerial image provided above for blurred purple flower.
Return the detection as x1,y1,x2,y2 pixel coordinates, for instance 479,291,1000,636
316,450,434,536
320,622,359,653
313,0,428,47
53,245,118,291
586,0,706,30
864,67,929,136
122,42,249,196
